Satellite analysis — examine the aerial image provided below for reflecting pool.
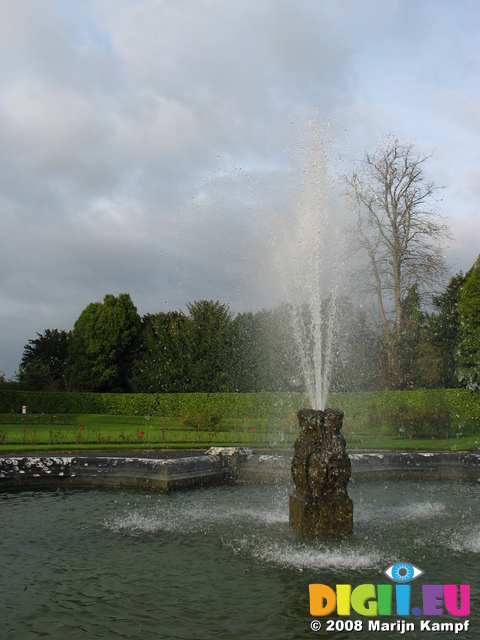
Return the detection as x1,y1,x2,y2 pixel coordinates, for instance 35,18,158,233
1,481,478,639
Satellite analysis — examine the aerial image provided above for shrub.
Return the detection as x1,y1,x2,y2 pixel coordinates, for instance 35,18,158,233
181,412,223,433
380,396,451,439
342,403,382,435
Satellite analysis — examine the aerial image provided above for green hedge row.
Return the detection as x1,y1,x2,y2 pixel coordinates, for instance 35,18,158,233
330,389,480,425
1,388,478,421
0,389,307,419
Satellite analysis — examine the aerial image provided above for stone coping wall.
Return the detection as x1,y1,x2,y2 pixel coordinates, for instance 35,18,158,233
238,451,480,484
1,450,479,492
0,455,233,492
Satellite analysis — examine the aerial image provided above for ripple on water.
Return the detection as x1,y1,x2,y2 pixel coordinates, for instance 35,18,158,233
248,540,380,572
449,529,480,554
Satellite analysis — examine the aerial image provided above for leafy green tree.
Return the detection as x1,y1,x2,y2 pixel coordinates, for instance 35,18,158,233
185,300,236,392
19,328,69,390
67,293,142,392
427,272,466,388
229,312,262,392
329,299,381,393
17,360,57,391
253,305,302,392
131,311,190,392
456,255,480,389
396,284,427,387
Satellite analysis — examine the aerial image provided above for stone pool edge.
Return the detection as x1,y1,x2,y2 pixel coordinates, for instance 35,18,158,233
1,450,480,491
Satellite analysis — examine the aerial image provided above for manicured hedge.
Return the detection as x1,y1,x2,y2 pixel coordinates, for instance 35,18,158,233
0,389,307,419
1,388,478,422
330,389,480,426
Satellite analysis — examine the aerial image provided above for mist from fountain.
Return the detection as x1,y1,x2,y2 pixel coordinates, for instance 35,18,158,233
273,115,348,410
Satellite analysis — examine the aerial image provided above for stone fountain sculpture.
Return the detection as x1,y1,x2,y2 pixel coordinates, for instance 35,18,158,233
289,408,353,538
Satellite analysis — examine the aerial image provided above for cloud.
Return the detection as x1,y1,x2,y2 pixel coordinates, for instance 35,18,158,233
0,0,479,378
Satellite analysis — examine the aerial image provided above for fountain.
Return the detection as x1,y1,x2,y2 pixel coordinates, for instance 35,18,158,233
272,116,354,538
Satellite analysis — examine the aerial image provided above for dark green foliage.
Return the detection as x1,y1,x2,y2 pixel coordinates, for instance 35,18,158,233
253,305,301,392
185,300,236,392
19,329,70,390
131,311,190,392
17,360,57,391
328,298,380,392
395,284,443,389
128,298,382,394
427,273,466,388
379,395,451,439
230,312,262,392
67,293,142,392
456,255,480,389
14,261,480,396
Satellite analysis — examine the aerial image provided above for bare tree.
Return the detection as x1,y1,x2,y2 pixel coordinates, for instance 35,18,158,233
346,135,450,387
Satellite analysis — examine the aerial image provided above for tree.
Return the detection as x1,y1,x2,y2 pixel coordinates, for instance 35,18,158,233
17,360,56,391
67,293,142,392
346,135,450,387
456,255,480,389
230,312,262,392
253,305,301,392
131,311,190,393
19,328,70,390
395,283,445,389
327,298,381,393
427,272,466,388
186,300,236,392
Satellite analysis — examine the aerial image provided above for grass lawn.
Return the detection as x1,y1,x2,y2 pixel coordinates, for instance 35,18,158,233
1,412,479,453
0,413,290,452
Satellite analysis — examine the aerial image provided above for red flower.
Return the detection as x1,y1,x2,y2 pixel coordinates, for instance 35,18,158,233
140,431,145,437
251,426,257,431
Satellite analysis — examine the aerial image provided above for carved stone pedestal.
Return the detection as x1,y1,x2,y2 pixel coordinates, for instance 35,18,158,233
289,493,353,538
289,408,353,539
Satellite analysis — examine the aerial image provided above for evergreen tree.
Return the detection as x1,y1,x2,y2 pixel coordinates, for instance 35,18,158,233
131,311,190,392
427,272,466,387
186,300,236,392
67,293,142,392
456,256,480,389
19,328,69,390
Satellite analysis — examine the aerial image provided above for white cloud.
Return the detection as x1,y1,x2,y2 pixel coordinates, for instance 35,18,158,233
0,0,479,377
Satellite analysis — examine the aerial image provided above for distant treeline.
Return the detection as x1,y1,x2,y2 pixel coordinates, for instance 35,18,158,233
2,255,480,394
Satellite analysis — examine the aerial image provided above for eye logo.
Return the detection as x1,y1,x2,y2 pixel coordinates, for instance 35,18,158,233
384,562,424,583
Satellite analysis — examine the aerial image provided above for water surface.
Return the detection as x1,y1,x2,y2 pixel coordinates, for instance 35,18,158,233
1,481,478,639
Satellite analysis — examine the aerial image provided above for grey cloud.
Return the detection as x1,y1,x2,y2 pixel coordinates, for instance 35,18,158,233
1,0,479,377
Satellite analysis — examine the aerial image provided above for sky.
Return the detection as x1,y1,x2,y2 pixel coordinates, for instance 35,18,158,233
1,0,479,379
